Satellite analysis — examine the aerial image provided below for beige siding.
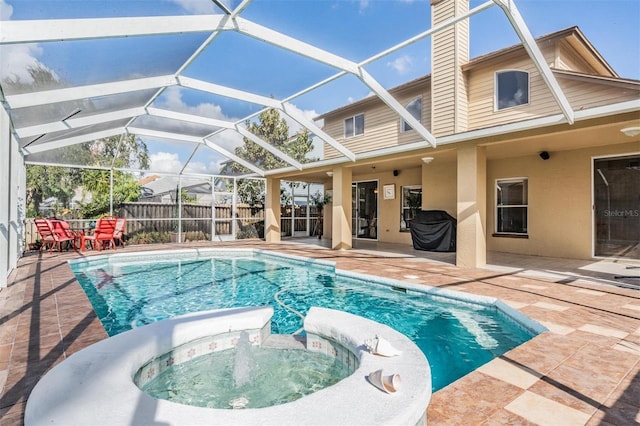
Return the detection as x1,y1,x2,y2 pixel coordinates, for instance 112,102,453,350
431,0,468,136
323,86,431,159
556,40,602,74
467,51,640,131
467,52,564,130
456,23,469,132
560,78,640,110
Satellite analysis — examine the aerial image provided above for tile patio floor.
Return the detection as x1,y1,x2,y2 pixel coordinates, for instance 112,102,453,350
1,240,639,425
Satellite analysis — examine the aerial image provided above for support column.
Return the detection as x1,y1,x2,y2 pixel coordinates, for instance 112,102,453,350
456,145,486,268
264,177,281,243
331,167,352,250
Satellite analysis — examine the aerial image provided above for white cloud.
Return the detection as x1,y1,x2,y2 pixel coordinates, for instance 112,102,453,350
168,0,216,14
149,152,184,173
387,55,414,74
281,103,319,135
148,149,228,175
0,0,12,19
0,0,58,84
157,86,227,119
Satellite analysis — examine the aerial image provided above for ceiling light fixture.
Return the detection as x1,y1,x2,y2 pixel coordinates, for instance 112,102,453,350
421,157,434,164
620,126,640,137
326,171,333,177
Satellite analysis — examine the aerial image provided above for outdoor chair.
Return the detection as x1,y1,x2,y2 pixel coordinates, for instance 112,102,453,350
34,218,77,253
80,216,118,252
114,217,127,247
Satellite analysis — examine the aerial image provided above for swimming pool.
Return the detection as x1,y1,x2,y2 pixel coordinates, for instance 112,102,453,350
70,248,544,391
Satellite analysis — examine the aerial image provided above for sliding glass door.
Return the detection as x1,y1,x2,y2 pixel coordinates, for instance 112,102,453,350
593,155,640,259
352,181,378,240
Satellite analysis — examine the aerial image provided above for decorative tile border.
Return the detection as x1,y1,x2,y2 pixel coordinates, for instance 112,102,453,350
135,325,359,390
306,333,359,375
135,326,265,388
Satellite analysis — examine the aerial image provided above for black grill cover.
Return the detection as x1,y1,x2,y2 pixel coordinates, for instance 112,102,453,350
409,210,456,252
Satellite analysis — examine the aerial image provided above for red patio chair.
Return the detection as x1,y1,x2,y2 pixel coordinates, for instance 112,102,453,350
34,218,76,253
80,216,118,251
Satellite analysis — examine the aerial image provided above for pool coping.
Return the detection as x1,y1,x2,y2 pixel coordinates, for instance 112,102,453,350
25,306,431,426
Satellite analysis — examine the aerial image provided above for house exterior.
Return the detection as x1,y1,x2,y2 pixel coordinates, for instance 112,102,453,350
264,0,640,267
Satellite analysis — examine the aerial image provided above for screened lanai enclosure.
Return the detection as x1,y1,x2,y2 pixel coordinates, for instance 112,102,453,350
2,0,638,287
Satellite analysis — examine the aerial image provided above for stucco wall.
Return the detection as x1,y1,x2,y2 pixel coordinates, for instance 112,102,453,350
421,159,457,215
487,142,639,259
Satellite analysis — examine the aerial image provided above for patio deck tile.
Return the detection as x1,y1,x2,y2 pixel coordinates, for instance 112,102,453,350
1,240,639,425
505,391,592,425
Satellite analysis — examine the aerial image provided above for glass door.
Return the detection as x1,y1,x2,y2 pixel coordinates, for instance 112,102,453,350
351,181,378,240
593,155,640,259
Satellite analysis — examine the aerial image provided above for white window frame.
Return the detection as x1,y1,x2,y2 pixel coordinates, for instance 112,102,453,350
400,185,422,230
400,96,422,133
495,177,528,235
344,113,364,138
495,70,530,111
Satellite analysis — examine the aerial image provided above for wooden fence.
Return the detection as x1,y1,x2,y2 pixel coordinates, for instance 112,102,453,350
24,202,321,246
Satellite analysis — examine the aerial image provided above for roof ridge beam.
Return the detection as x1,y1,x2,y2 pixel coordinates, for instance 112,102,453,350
0,15,227,44
146,107,303,170
232,17,436,148
22,128,125,155
234,17,359,74
15,107,146,138
178,76,356,162
5,75,177,109
147,107,234,129
178,76,281,108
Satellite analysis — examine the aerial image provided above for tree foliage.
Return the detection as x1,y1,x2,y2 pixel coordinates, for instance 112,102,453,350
221,108,317,204
6,65,150,218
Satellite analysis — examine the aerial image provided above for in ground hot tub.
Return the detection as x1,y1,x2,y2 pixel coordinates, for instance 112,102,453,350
25,306,432,425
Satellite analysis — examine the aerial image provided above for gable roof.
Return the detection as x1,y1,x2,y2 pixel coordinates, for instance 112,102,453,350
462,26,617,77
319,26,625,121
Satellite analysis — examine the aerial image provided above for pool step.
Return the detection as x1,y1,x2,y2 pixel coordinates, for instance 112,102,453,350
262,334,307,350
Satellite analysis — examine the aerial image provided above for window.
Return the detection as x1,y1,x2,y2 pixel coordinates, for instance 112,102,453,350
400,185,422,230
401,96,422,132
344,114,364,138
496,178,528,235
496,70,529,110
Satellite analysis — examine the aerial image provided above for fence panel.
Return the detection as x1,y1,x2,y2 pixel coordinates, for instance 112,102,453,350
23,201,325,247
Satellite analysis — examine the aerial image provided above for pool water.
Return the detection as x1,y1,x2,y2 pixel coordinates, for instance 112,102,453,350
139,344,352,409
70,250,539,391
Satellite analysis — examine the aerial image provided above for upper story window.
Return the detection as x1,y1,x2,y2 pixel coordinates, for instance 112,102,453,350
344,114,364,138
401,96,422,132
496,70,529,110
496,178,528,235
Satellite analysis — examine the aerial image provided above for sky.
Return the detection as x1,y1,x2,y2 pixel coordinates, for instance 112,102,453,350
1,0,639,175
